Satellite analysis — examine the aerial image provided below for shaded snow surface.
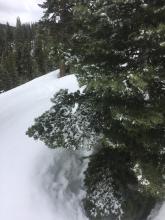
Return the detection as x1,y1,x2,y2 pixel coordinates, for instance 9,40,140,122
0,70,164,220
0,70,88,220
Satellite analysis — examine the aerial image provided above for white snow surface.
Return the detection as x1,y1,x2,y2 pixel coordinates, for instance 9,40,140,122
0,70,164,220
0,70,88,220
154,204,165,220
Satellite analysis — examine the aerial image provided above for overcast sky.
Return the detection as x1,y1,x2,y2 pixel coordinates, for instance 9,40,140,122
0,0,44,25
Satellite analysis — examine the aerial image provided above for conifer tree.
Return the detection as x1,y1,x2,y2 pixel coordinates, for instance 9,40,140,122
0,18,56,91
39,0,75,76
5,51,18,88
0,58,12,91
27,1,165,219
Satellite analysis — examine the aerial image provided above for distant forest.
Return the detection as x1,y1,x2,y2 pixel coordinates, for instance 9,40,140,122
0,18,56,92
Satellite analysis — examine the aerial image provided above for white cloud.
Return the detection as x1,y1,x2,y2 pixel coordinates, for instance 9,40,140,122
0,0,44,25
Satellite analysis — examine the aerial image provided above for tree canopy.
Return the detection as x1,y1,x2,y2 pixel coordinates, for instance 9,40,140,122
27,1,165,219
0,19,56,92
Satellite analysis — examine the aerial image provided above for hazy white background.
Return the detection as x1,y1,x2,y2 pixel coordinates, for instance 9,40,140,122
0,0,44,25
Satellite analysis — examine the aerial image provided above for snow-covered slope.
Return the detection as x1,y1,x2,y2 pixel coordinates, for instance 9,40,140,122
0,70,88,220
0,70,164,220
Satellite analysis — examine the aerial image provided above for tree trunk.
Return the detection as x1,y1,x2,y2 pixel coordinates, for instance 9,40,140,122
59,60,70,77
59,61,65,77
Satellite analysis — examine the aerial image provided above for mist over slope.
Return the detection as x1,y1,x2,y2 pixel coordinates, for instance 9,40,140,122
0,70,88,220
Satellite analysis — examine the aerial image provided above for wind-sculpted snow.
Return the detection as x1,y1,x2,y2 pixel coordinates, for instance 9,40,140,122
0,70,88,220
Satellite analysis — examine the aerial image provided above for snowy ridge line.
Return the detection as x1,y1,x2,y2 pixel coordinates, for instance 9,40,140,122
0,70,88,220
0,70,59,98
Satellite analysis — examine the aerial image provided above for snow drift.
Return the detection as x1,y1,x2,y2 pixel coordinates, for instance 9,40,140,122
0,70,88,220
